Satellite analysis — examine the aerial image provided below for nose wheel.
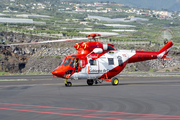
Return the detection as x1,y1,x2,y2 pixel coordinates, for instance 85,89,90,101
65,82,72,87
65,79,72,87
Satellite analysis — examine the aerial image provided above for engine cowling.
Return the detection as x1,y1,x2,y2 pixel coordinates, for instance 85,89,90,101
74,41,115,52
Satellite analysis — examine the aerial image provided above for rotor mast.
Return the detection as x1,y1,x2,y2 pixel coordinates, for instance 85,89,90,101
86,33,101,41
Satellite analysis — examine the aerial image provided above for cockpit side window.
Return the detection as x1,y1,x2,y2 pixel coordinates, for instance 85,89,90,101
63,58,72,66
75,58,79,72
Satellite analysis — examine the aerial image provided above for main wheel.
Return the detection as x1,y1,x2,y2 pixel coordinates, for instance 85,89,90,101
65,82,72,87
87,79,94,86
112,77,119,86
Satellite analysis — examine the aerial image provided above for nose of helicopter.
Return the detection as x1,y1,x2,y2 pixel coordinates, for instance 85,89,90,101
52,66,65,78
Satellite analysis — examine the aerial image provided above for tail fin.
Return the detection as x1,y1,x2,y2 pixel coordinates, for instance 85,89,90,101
157,41,173,59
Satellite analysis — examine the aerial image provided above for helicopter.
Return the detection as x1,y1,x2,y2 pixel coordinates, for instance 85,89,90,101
1,32,173,87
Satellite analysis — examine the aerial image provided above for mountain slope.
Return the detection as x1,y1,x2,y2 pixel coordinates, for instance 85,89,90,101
118,0,179,11
82,0,180,11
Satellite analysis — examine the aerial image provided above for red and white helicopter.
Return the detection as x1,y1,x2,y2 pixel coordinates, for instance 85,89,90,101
2,32,173,87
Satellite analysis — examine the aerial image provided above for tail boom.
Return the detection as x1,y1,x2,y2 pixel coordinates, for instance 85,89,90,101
128,41,173,63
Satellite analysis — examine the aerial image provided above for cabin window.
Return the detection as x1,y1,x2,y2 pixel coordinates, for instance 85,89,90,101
63,58,72,66
108,58,114,65
118,56,123,66
90,59,96,65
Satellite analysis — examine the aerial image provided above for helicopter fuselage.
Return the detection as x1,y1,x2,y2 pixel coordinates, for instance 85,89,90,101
52,40,173,86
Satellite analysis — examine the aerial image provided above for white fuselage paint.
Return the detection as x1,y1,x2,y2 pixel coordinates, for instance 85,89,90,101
70,50,136,80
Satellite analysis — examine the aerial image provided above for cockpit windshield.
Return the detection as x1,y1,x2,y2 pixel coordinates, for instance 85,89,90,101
59,58,65,66
63,58,72,66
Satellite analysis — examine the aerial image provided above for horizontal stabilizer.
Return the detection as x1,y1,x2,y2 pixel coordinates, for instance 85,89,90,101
162,56,173,59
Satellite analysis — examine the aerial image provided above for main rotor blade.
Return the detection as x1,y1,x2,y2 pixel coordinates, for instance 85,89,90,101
0,30,155,47
97,30,150,39
0,37,90,46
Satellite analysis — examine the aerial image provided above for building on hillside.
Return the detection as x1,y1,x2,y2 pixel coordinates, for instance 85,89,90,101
86,10,93,12
75,8,86,12
106,8,112,12
99,10,108,13
94,2,103,6
79,22,89,25
155,11,172,18
116,8,123,12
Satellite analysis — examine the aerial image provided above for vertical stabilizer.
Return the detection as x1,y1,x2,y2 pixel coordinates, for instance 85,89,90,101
158,41,173,59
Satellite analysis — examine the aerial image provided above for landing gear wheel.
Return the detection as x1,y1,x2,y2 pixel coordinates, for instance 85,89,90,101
65,82,72,87
95,80,98,84
112,77,119,86
87,79,94,86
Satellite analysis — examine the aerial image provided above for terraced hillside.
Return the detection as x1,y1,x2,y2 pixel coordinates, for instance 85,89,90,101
0,31,180,73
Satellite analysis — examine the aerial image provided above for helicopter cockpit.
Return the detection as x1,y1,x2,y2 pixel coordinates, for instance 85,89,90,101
53,55,86,78
60,57,79,70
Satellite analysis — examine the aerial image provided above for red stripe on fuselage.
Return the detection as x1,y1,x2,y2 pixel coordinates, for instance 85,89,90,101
100,61,128,79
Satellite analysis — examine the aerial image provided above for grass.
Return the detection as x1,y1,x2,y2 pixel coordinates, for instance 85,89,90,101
55,55,61,59
149,68,156,72
0,72,9,75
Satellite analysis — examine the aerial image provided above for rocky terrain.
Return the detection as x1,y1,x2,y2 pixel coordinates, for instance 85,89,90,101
0,31,180,73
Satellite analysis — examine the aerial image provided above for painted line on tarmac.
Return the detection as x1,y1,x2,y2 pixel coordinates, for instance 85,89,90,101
124,84,180,86
0,103,180,120
0,79,28,81
0,78,53,82
42,83,88,86
120,75,180,77
43,83,64,85
31,79,53,81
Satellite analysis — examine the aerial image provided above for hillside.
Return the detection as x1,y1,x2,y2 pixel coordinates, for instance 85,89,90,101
0,31,180,73
13,0,180,11
82,0,180,11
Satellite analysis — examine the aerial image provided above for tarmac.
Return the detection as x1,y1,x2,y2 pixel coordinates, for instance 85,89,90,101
0,73,180,120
